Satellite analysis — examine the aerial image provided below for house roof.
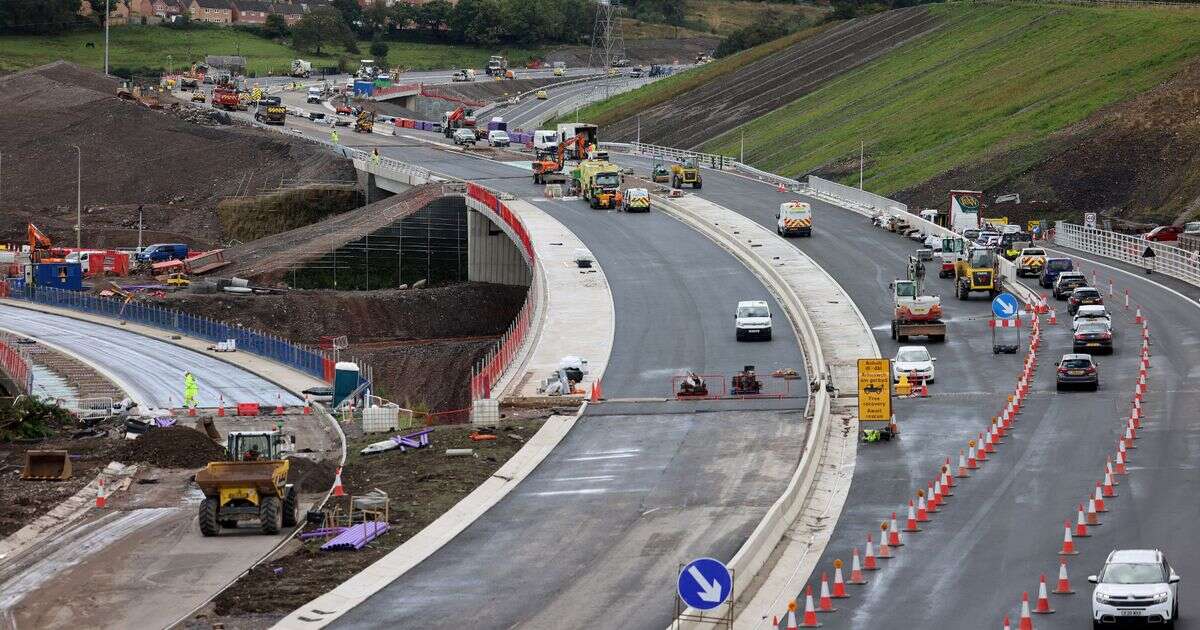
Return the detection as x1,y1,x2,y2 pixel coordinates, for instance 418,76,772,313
236,0,272,11
192,0,231,9
271,2,304,14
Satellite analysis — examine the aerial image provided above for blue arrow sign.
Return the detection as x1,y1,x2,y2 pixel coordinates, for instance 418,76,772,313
991,292,1020,319
678,557,731,610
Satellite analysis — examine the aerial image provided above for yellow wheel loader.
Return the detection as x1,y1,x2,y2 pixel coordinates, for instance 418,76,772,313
195,431,298,536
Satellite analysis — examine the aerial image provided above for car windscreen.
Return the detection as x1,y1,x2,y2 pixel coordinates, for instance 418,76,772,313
1023,250,1045,256
738,306,769,318
1047,259,1072,271
1061,358,1092,369
896,349,929,363
595,173,620,187
1100,563,1166,584
968,250,995,267
1077,323,1109,335
1074,289,1100,298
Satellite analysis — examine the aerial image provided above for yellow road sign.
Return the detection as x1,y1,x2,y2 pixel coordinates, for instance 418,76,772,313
858,358,892,422
982,216,1008,227
1027,220,1042,232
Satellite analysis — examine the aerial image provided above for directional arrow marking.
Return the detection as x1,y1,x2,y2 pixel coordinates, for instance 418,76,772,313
688,565,724,603
997,299,1016,317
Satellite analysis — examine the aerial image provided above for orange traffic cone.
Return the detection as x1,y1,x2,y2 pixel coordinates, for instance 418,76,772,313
1048,309,1057,325
275,394,285,416
1115,449,1128,475
799,587,821,627
1086,497,1101,526
849,548,868,584
878,523,894,558
1094,482,1108,512
1018,592,1034,630
957,449,970,478
817,573,836,612
1003,613,1012,630
332,467,346,497
785,599,801,630
889,513,903,547
943,459,956,490
1058,520,1078,555
916,491,930,522
863,536,879,570
1074,504,1090,538
303,394,312,415
831,560,849,597
95,478,107,509
967,441,980,470
1053,558,1075,594
1135,307,1143,324
1033,574,1055,614
903,500,921,532
1103,472,1118,498
188,403,197,417
217,395,225,417
778,183,787,193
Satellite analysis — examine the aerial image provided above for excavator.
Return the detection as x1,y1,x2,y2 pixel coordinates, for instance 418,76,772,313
28,223,63,263
531,133,589,185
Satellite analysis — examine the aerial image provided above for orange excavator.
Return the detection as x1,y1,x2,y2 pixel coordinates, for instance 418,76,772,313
28,223,63,263
531,133,588,185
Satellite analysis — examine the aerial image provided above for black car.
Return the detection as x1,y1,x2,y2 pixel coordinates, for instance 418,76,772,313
1068,287,1104,315
1073,322,1113,354
1056,354,1099,391
1053,272,1088,299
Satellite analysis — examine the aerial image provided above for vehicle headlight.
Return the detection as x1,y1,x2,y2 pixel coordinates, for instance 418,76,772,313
1095,592,1116,605
1152,591,1170,603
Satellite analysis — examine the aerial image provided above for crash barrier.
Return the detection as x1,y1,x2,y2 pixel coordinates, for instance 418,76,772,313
1054,221,1200,288
807,175,910,215
464,182,540,402
0,331,34,394
65,396,115,421
1,282,365,384
622,141,736,170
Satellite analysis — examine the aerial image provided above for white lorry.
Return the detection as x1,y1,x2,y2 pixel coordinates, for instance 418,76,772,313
290,59,312,78
556,123,598,160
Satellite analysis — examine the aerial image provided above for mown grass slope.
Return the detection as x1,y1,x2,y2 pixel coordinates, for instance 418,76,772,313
0,26,539,76
702,3,1200,194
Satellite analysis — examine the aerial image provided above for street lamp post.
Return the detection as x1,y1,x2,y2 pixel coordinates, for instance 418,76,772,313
104,0,110,76
72,145,82,249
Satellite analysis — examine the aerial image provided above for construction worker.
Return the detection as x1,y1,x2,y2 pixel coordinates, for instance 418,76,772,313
244,445,260,461
371,148,381,166
183,370,198,408
330,129,340,144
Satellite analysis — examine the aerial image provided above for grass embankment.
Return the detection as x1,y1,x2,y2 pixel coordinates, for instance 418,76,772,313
549,19,833,128
0,26,539,76
701,3,1200,194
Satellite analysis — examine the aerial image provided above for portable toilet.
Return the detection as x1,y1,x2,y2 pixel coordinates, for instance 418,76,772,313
332,361,361,407
34,262,83,291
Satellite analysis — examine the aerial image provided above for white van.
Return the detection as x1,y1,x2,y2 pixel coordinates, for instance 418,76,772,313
534,130,558,158
306,86,322,103
776,201,813,237
487,130,510,147
735,300,773,341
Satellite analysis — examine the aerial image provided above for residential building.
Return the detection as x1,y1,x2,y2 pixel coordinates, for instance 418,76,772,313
270,2,303,25
152,0,186,17
233,0,271,23
190,0,234,23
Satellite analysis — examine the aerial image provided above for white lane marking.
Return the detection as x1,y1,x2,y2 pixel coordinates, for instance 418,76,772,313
565,453,638,462
1047,246,1200,312
549,475,616,483
526,488,609,497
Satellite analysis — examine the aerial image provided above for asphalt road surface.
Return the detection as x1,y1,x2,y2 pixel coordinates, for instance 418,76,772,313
0,304,302,408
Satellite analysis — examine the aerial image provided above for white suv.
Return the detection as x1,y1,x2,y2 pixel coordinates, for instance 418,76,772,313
1090,549,1180,628
735,300,772,341
487,130,510,147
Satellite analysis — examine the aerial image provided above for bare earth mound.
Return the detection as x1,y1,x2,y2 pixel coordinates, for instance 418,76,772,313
0,61,354,246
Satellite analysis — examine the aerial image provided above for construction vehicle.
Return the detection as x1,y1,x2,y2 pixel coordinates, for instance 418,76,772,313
671,158,702,189
556,123,598,160
651,163,670,184
891,257,946,342
21,450,72,480
776,201,813,237
212,87,240,111
954,246,1000,300
938,236,966,278
253,95,287,125
452,68,476,82
441,106,477,138
1016,247,1047,277
532,132,590,185
27,223,63,263
621,187,650,212
574,156,623,209
486,55,508,77
730,365,763,395
290,59,312,78
195,430,298,536
677,372,708,397
354,110,375,133
191,91,206,103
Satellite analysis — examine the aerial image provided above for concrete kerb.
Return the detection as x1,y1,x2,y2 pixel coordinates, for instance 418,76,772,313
651,193,877,629
271,404,584,630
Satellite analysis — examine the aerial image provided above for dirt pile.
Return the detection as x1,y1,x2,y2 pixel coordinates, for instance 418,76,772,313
286,456,336,493
897,57,1200,228
116,426,226,469
603,7,941,148
0,61,354,247
0,435,123,537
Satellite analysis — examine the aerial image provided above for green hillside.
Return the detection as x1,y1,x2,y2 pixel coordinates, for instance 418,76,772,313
702,3,1200,194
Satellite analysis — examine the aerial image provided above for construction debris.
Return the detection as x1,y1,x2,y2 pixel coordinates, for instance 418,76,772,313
115,426,227,468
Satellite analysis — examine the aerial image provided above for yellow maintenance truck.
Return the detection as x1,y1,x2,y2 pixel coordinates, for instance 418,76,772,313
195,431,298,536
954,246,1000,300
671,158,702,189
573,157,623,209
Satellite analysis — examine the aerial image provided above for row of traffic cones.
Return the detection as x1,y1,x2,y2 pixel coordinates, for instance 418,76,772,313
1004,280,1153,629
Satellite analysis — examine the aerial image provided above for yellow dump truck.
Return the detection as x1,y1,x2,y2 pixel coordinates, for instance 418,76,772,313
574,158,623,209
954,246,1000,300
671,158,702,189
195,431,298,536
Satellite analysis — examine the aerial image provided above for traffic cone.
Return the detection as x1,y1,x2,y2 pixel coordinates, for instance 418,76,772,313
1033,574,1055,613
778,183,787,193
275,393,285,416
863,536,879,570
1058,520,1078,555
831,560,849,598
332,467,346,497
957,450,970,478
1123,425,1137,449
95,478,107,509
993,417,1006,442
217,395,225,417
1018,592,1034,630
903,500,921,532
1117,440,1129,466
1048,309,1057,325
303,394,312,415
188,403,197,417
981,430,995,456
1115,449,1128,475
1094,482,1108,512
916,492,930,522
785,599,801,630
1003,613,1012,630
942,462,955,494
931,479,944,510
849,548,868,584
1086,497,1101,526
919,380,929,397
1135,307,1143,324
1053,558,1076,594
878,526,894,559
1103,472,1118,498
1074,504,1090,537
967,441,980,470
817,573,836,612
800,588,821,627
889,513,904,546
1105,458,1121,484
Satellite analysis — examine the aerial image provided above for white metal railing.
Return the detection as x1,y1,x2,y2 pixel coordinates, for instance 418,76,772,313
807,175,909,215
1054,221,1200,287
618,141,737,170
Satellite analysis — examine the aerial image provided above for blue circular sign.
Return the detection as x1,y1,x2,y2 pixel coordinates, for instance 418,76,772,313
678,557,732,610
991,292,1020,319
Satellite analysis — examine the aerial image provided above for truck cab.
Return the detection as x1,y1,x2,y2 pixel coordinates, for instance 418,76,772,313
735,300,772,341
939,237,966,278
776,201,813,237
533,130,558,158
575,159,622,209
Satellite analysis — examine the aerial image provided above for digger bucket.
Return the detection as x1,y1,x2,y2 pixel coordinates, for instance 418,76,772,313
198,417,222,442
22,450,73,481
